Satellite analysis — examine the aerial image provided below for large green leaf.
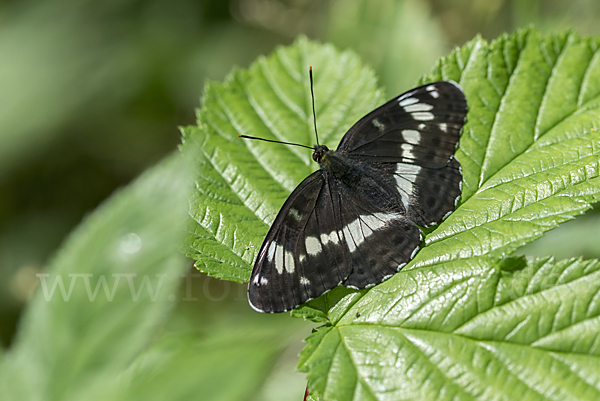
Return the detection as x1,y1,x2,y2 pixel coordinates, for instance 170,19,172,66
299,256,600,400
411,30,600,271
297,30,600,400
185,30,600,400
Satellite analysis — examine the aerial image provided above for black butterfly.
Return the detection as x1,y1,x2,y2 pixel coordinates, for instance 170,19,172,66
246,80,467,313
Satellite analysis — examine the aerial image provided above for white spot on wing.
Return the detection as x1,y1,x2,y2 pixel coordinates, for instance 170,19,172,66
371,118,385,132
426,85,440,98
330,232,340,244
401,143,414,160
394,164,421,208
410,246,420,259
402,130,421,145
342,224,361,251
267,242,276,262
285,250,295,273
300,277,310,285
275,244,284,274
404,103,433,113
320,233,328,245
360,214,383,231
395,164,422,175
299,253,306,263
260,277,268,285
398,97,418,107
320,231,340,245
358,219,373,241
305,236,322,256
289,208,303,222
412,112,434,121
340,213,399,253
439,122,448,132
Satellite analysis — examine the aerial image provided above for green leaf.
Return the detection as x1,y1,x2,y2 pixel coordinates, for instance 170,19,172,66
184,30,600,400
184,36,383,283
0,153,192,401
297,29,600,400
411,30,600,269
299,257,600,400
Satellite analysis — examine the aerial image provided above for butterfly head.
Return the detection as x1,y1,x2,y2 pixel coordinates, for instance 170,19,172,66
312,144,329,163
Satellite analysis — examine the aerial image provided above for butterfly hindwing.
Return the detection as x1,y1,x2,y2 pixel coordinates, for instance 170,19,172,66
331,176,423,289
387,156,463,227
337,81,467,167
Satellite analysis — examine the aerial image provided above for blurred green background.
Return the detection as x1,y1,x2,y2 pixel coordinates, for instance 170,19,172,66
1,0,600,396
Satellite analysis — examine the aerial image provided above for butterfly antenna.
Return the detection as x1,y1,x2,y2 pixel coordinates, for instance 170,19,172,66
309,66,320,146
237,135,312,149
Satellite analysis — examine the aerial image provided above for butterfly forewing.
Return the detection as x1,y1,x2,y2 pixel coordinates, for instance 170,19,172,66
337,81,467,167
248,172,353,313
337,81,466,227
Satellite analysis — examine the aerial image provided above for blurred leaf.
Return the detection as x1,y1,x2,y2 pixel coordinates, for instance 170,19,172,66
127,332,279,401
516,212,600,260
0,152,192,401
0,2,146,181
183,36,383,283
111,315,308,401
299,256,600,400
327,0,447,95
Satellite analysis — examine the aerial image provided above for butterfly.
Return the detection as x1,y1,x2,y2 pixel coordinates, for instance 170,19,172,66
244,76,467,313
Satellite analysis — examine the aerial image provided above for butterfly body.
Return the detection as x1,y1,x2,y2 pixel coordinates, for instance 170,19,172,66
314,145,352,179
317,148,403,213
315,146,370,189
248,81,467,313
